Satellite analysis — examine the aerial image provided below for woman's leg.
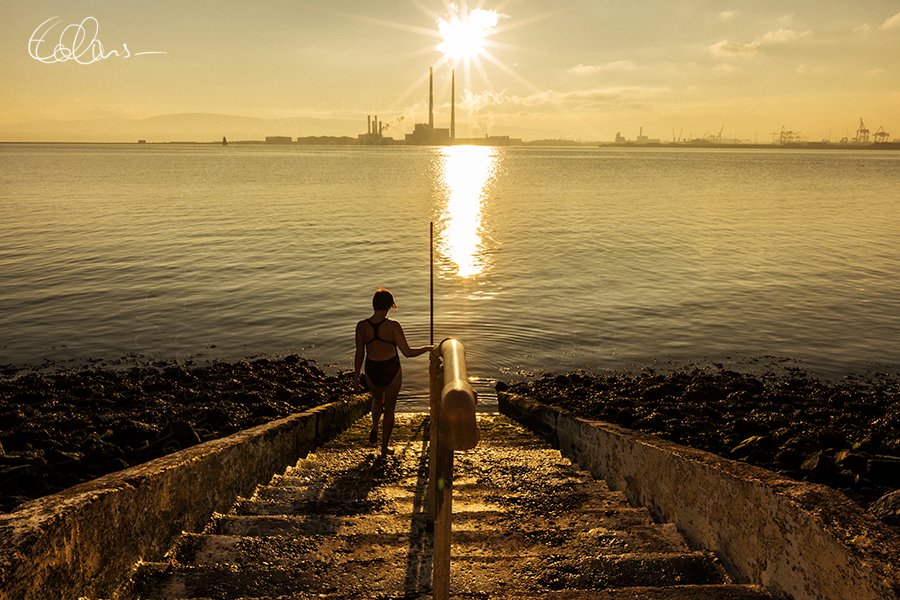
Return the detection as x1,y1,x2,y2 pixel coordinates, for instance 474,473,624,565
367,376,383,444
380,369,402,456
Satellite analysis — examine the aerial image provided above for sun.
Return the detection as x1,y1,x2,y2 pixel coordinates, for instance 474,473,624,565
335,2,533,129
437,8,499,61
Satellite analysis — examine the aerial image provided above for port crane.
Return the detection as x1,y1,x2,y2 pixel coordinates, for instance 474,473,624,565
705,126,725,144
854,118,870,143
874,126,890,143
772,126,799,144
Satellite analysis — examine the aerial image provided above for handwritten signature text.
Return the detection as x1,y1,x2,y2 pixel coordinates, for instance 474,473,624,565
28,16,166,65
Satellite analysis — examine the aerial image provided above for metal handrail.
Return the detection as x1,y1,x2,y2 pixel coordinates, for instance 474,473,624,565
427,338,478,600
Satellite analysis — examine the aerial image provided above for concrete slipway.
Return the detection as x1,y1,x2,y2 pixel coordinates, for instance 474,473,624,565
1,393,897,599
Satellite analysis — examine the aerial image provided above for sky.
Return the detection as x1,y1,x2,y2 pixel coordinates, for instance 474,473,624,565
1,0,899,142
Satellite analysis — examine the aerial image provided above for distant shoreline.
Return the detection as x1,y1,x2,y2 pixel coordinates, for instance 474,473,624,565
2,139,900,150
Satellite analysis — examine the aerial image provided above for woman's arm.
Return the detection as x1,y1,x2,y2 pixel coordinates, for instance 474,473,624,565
393,322,432,358
353,321,365,389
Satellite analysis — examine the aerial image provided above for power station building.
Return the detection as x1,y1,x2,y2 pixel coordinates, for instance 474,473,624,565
405,68,455,145
359,67,521,146
358,115,392,145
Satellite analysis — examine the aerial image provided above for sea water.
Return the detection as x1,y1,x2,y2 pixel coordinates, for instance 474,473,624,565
1,143,898,407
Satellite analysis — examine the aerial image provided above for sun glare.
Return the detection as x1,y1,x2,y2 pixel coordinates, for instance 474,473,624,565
437,8,499,61
436,145,499,278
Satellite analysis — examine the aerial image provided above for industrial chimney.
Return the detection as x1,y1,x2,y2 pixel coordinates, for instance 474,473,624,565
429,67,434,129
450,69,456,141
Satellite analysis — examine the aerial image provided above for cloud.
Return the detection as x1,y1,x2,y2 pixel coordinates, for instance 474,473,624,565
854,23,872,34
459,90,508,112
459,86,668,112
796,64,828,75
709,39,761,57
777,14,794,26
761,28,811,43
546,86,668,104
720,10,737,22
708,28,812,58
866,68,887,78
568,61,637,75
881,11,900,29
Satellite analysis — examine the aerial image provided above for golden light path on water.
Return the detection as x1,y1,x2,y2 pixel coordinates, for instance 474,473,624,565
434,145,498,278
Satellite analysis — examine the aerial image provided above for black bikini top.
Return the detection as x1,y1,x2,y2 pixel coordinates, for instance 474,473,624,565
365,319,396,347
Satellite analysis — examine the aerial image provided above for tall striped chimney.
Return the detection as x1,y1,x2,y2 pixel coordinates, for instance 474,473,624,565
450,69,456,141
428,67,434,129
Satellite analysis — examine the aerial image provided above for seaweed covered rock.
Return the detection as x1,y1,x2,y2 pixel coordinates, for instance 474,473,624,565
0,355,354,512
869,490,900,527
509,365,899,509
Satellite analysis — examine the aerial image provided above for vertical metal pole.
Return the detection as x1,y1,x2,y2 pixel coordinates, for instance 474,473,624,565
427,221,437,532
433,444,452,600
428,345,450,599
428,352,440,526
430,221,434,346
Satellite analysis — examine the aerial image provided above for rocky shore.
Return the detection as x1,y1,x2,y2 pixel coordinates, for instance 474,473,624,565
502,364,899,525
4,354,897,528
0,356,354,513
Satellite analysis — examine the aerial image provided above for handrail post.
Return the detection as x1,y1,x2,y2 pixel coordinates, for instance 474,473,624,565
427,350,442,526
428,339,478,600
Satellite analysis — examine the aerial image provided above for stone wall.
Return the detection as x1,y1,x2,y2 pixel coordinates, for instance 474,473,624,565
0,396,368,600
500,393,899,600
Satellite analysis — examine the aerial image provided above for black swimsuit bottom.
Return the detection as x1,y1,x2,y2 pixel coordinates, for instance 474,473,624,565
364,319,401,387
365,354,401,388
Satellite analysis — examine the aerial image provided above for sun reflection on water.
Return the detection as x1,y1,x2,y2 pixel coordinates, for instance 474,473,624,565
435,145,499,278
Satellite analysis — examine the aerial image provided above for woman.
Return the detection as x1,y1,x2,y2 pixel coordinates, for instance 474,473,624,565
354,289,431,457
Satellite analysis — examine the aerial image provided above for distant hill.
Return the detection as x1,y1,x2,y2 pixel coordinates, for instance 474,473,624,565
0,112,361,143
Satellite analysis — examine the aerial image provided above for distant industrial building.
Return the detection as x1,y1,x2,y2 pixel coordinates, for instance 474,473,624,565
454,135,523,146
405,68,454,145
264,136,293,144
359,67,523,146
615,128,660,145
358,115,394,145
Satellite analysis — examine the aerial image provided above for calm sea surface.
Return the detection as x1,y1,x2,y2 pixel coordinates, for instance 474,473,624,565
1,143,899,408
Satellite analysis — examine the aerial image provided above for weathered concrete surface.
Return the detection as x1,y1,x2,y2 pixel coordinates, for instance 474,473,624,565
134,413,774,598
500,392,900,600
0,396,368,600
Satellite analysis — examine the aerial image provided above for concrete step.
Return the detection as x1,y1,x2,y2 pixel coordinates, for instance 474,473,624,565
476,586,775,600
171,519,690,569
230,487,634,519
251,476,627,507
207,505,661,539
134,562,402,599
133,413,776,598
137,587,773,600
135,588,773,600
140,557,771,600
536,551,729,589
